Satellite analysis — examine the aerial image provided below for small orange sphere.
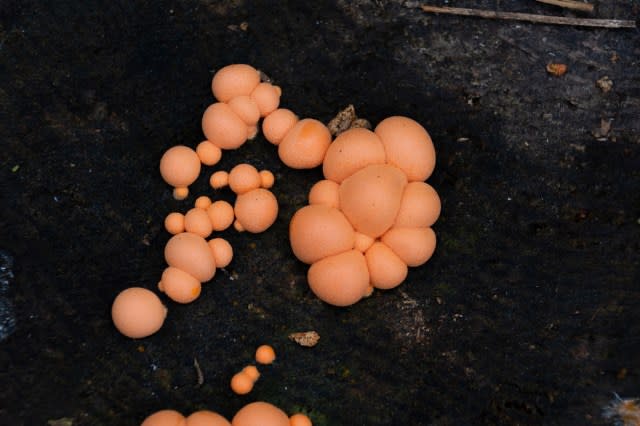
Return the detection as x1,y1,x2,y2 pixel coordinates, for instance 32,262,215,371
262,108,298,145
196,141,222,166
141,409,186,426
211,64,260,102
230,371,254,395
234,188,278,233
208,237,233,268
173,187,189,200
111,287,167,339
250,82,281,117
278,119,331,169
184,207,214,238
228,95,261,126
202,103,249,150
206,200,235,231
158,266,202,304
255,344,276,364
259,170,275,189
228,163,262,194
194,195,213,210
289,413,313,426
210,171,229,189
165,212,185,235
186,410,231,426
160,145,201,188
241,365,260,382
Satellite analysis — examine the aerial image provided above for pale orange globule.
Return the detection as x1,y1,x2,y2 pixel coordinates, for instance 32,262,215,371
338,164,407,238
250,83,281,117
231,402,289,426
365,242,408,290
196,141,222,166
278,119,331,169
158,266,202,304
374,116,436,182
289,204,355,264
164,212,185,235
394,181,441,228
184,207,213,238
307,179,340,209
228,95,261,126
211,64,260,102
228,163,262,194
206,200,235,231
381,226,437,267
234,188,278,233
262,108,298,145
164,232,216,282
111,287,167,339
322,127,386,183
255,344,276,364
160,145,201,189
141,409,186,426
202,103,249,150
208,237,233,268
186,410,231,426
289,413,313,426
307,249,370,307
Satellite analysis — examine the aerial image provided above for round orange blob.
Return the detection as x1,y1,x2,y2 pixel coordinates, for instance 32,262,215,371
365,242,408,290
160,145,201,188
322,127,386,183
381,227,437,267
255,344,276,364
262,108,298,145
394,182,441,228
208,237,233,268
230,371,254,395
173,187,189,200
228,163,262,194
278,119,331,169
308,179,340,209
259,170,275,189
234,188,278,233
184,208,214,238
210,170,229,189
186,410,231,426
158,266,202,304
353,232,374,253
338,164,407,238
164,232,216,282
289,413,313,426
375,116,436,182
241,365,260,382
231,402,289,426
206,200,235,231
250,83,281,117
289,204,355,265
112,287,167,339
307,250,370,307
164,212,185,235
228,95,261,126
196,141,222,166
141,409,186,426
202,103,248,150
211,64,260,102
194,196,213,210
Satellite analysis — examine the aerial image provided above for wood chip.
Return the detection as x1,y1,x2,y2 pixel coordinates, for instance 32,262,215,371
546,63,568,76
289,331,320,347
596,76,613,93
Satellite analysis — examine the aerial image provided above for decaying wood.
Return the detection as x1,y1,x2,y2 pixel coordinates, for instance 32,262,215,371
289,331,320,347
420,5,636,28
535,0,594,13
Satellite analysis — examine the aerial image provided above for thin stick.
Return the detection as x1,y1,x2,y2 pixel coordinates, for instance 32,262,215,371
420,5,636,28
193,357,204,386
536,0,594,13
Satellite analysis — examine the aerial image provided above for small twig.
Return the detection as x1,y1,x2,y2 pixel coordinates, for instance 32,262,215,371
536,0,594,13
420,5,636,28
193,357,204,386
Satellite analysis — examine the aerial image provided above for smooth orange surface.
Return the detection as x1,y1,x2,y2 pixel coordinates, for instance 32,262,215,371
289,204,355,265
196,141,222,166
278,119,331,169
206,200,235,231
250,83,281,117
255,344,276,364
232,402,289,426
338,164,407,238
234,188,278,233
141,409,186,426
365,242,408,290
307,179,339,209
164,232,216,282
228,95,260,126
322,127,386,183
307,250,370,306
158,266,202,304
228,163,262,195
394,182,441,228
262,108,298,145
111,287,167,339
186,410,231,426
230,371,254,395
289,413,313,426
164,212,185,235
160,145,201,188
375,116,436,182
184,207,213,238
208,238,233,268
211,64,260,102
202,103,248,150
381,226,437,267
209,170,229,189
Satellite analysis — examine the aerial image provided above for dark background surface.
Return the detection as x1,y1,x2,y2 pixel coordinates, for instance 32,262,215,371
0,1,639,425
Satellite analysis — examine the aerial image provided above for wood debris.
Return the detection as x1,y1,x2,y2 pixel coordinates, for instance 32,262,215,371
546,63,568,76
419,5,636,28
288,331,320,347
596,76,613,93
535,0,594,13
327,105,371,137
